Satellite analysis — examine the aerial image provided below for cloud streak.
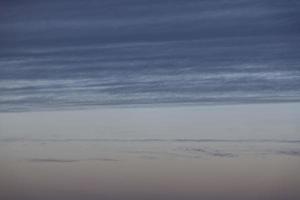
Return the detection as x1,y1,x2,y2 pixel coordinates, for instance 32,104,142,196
1,138,300,144
276,150,300,157
27,158,119,163
27,158,78,163
184,148,237,158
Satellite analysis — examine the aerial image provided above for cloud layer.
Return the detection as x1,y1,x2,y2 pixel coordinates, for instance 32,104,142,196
1,0,300,111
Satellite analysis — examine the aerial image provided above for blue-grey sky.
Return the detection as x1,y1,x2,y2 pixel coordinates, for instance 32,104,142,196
1,0,300,112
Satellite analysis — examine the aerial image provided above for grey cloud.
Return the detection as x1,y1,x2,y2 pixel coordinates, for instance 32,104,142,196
2,138,300,144
184,147,237,158
91,158,119,162
27,158,119,163
27,158,79,163
276,150,300,156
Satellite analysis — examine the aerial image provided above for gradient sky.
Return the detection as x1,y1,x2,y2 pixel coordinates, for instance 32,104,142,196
1,0,300,112
1,3,300,199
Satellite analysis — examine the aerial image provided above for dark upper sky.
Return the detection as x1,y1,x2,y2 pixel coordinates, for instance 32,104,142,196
0,0,300,111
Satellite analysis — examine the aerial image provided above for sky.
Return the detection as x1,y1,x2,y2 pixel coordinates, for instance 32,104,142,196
0,0,300,112
1,2,300,199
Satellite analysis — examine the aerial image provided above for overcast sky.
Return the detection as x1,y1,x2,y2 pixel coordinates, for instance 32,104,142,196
0,0,300,112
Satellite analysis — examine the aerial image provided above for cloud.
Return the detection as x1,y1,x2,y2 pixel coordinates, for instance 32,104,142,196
0,0,300,111
27,158,119,163
27,158,78,163
184,147,237,158
276,150,300,156
91,158,119,162
2,138,300,144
